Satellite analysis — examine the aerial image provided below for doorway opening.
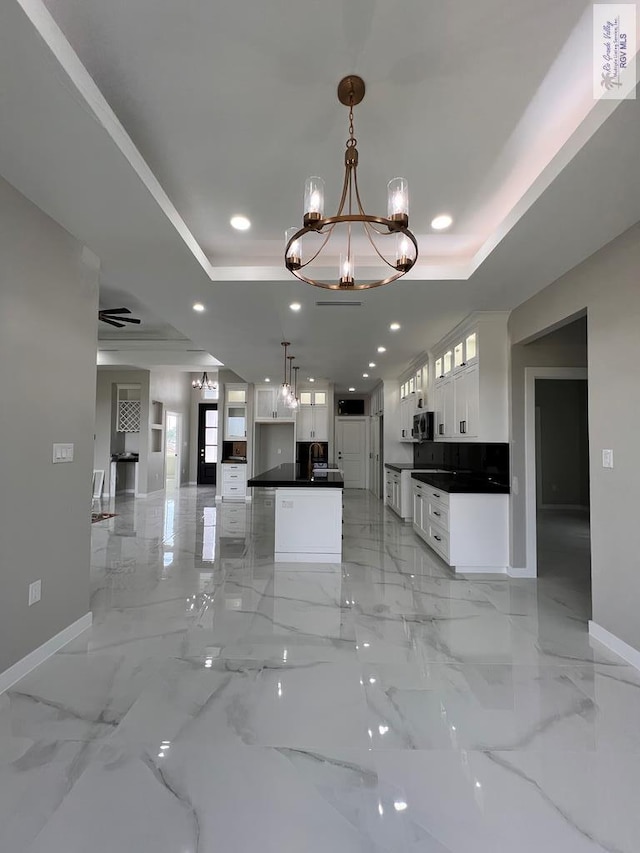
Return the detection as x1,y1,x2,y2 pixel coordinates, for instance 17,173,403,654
534,377,591,616
197,403,218,486
522,315,591,621
165,412,182,491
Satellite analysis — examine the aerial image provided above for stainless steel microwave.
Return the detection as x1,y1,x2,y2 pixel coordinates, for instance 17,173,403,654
413,411,435,442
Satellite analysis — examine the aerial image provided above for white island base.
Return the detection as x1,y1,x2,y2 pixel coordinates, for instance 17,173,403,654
274,488,343,562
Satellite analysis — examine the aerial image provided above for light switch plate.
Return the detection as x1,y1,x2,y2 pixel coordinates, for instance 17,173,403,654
52,443,74,463
28,579,41,606
602,449,614,469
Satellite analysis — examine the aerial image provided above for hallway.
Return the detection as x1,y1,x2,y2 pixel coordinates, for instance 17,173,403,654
1,488,639,851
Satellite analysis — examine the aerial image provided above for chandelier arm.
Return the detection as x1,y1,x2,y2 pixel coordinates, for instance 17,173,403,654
286,224,336,270
351,163,369,219
362,220,401,269
334,162,352,219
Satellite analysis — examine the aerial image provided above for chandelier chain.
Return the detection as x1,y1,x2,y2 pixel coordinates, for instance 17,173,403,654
347,106,356,148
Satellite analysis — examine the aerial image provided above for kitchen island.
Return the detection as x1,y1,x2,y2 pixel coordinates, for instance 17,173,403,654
248,463,344,562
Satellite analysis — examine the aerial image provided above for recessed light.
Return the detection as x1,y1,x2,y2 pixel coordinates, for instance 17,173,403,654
369,362,376,368
389,322,401,331
431,213,453,230
308,377,315,382
265,377,271,383
192,303,205,312
377,346,386,353
230,215,251,231
289,302,301,312
363,373,369,378
348,387,355,392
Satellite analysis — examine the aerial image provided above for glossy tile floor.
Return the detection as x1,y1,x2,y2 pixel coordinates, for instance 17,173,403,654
2,487,640,852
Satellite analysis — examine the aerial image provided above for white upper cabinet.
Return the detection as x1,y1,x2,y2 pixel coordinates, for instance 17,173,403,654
430,312,508,442
254,385,295,420
224,383,248,439
299,390,327,407
296,387,328,440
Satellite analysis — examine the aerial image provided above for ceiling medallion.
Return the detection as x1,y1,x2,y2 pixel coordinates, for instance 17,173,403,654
192,371,217,391
285,75,418,290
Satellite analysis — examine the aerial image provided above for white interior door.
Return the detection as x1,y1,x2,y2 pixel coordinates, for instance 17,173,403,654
335,417,367,489
165,412,181,488
369,416,380,497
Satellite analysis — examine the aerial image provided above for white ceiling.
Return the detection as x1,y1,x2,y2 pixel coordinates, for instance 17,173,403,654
1,0,639,390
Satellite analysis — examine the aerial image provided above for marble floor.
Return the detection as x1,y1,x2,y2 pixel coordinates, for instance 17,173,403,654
1,487,640,852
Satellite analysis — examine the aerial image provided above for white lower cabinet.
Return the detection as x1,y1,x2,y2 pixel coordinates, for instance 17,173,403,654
220,463,248,501
411,479,508,572
385,467,438,522
384,469,402,517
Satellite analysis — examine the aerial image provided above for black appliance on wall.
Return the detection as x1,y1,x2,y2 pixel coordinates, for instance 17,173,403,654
338,399,365,415
412,411,435,442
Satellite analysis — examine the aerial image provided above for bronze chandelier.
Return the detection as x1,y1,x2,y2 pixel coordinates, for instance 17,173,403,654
285,75,418,290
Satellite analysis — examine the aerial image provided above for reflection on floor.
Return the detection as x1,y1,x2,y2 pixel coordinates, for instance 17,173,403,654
1,487,639,852
537,507,592,620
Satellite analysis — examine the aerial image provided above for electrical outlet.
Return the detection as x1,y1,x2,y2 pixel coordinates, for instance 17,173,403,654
602,449,614,469
28,579,41,606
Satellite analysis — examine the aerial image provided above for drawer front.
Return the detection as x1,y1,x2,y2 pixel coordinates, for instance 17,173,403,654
223,466,245,483
223,481,247,497
427,500,449,531
427,519,450,562
425,487,449,510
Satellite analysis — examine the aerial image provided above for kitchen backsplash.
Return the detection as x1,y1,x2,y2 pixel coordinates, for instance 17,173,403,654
414,441,509,480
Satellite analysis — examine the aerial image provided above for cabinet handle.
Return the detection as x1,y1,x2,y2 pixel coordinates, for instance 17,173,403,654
434,535,442,542
433,493,441,498
433,511,441,516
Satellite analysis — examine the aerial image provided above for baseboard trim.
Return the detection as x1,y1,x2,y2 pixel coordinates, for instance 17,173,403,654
0,612,93,696
508,566,537,578
589,620,640,671
455,565,508,575
539,503,589,511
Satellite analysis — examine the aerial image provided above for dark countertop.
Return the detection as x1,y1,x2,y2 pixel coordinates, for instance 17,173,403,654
222,458,247,464
111,454,139,462
248,463,344,488
385,463,450,473
411,471,510,494
384,462,416,472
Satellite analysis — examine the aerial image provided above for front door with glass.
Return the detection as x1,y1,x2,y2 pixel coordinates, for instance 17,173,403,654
197,404,218,485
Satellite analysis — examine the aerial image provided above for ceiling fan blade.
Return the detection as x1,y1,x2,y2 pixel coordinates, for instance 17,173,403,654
100,317,126,328
100,307,132,315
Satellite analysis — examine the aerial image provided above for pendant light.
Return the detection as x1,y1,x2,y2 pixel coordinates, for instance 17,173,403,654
280,341,291,399
289,365,300,410
286,355,295,407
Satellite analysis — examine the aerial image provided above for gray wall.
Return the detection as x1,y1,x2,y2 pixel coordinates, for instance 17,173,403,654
0,176,99,674
148,368,192,491
255,422,295,471
509,222,640,652
536,379,589,507
95,368,192,495
94,368,150,495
